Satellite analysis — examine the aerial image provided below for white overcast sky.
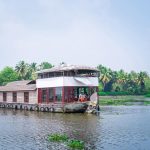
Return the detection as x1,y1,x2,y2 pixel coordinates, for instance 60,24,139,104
0,0,150,73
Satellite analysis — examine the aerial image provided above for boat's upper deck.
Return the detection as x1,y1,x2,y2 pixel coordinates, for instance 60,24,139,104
36,64,99,79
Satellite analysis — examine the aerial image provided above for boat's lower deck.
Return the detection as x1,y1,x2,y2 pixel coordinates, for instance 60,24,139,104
0,102,89,113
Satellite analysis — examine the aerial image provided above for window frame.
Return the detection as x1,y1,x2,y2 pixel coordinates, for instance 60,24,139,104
3,92,7,102
12,92,17,102
24,92,29,103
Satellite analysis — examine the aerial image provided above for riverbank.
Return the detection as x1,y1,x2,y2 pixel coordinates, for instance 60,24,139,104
99,95,150,106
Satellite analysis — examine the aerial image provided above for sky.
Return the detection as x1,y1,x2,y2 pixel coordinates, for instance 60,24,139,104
0,0,150,73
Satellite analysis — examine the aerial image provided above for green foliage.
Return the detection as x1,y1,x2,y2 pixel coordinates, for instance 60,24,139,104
144,101,150,105
99,99,145,106
39,62,53,70
98,91,107,96
145,78,150,93
97,65,112,91
47,133,85,149
145,94,150,97
0,61,150,96
48,134,69,142
97,64,150,95
26,62,38,80
14,61,54,80
15,61,28,80
67,140,85,150
0,67,19,85
98,91,130,96
98,83,103,92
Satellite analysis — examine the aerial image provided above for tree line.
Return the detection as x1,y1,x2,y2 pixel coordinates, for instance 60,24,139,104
98,65,150,95
0,61,53,85
0,61,149,95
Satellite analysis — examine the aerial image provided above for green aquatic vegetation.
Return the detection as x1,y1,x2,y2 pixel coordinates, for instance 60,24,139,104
48,134,69,142
99,99,146,106
99,99,129,105
67,139,85,150
47,133,85,149
144,101,150,105
145,94,150,97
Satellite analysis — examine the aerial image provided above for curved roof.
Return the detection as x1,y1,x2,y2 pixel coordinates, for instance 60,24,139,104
36,64,99,74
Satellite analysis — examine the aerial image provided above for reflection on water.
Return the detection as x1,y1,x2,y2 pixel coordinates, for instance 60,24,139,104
0,106,150,150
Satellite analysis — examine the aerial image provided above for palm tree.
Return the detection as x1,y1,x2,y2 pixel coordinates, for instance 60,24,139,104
15,61,28,80
117,69,127,84
115,69,131,92
98,65,112,91
136,71,148,93
130,71,138,80
29,63,37,80
38,62,53,70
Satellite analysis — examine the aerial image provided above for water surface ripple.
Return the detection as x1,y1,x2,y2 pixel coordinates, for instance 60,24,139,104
0,106,150,150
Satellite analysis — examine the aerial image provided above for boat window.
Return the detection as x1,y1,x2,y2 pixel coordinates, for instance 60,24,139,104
55,87,62,102
24,92,29,103
3,92,7,102
41,74,44,79
49,88,54,102
13,92,17,102
41,89,47,103
37,70,98,79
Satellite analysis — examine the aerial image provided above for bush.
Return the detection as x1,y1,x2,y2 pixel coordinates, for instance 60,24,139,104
98,91,130,96
145,93,150,97
98,92,107,96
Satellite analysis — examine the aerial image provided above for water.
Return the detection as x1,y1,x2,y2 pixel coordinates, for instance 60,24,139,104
0,106,150,150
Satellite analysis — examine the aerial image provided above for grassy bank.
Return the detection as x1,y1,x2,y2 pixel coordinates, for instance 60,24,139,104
99,95,150,106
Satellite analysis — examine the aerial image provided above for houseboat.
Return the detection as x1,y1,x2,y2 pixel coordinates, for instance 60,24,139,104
0,64,99,113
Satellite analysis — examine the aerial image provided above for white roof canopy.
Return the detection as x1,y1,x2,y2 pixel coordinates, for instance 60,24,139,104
37,64,98,74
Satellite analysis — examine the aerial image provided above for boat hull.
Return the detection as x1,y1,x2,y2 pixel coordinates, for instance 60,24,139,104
63,102,88,113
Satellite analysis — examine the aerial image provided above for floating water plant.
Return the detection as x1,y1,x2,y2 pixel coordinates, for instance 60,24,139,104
67,139,85,150
48,133,69,142
47,134,85,149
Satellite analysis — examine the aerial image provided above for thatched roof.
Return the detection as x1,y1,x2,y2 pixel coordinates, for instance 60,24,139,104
37,64,99,74
0,80,36,92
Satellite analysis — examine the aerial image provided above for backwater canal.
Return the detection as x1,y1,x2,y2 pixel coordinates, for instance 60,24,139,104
0,106,150,150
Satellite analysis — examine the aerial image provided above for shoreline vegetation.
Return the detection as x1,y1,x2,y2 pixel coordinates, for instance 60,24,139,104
99,95,150,106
